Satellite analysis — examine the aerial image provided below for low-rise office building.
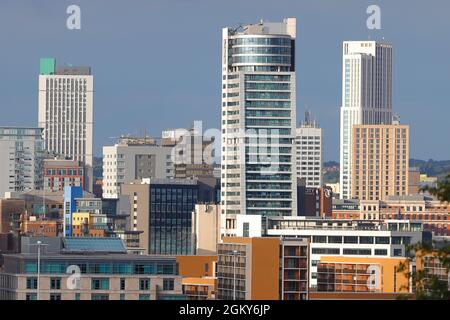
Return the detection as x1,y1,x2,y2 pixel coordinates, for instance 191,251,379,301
234,215,428,289
0,237,184,300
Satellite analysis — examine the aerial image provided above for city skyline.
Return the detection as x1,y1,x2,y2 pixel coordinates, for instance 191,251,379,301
1,0,449,162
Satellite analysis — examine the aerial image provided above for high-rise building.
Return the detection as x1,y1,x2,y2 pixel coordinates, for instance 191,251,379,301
351,123,409,201
102,137,174,199
221,18,298,218
295,111,323,188
0,127,44,196
38,58,94,192
340,41,393,199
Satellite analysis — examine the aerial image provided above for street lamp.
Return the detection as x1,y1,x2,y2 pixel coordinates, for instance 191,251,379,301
29,240,47,301
37,240,42,301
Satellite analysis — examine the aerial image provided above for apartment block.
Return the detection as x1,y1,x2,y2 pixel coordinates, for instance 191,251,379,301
217,237,280,300
351,124,409,201
316,256,410,294
0,127,44,197
280,238,309,300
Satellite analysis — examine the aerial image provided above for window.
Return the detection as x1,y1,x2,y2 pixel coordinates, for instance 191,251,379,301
75,293,81,300
139,294,151,300
375,249,388,256
120,294,126,300
375,237,390,244
120,278,126,291
393,249,403,257
163,278,174,291
50,293,61,300
91,294,109,301
311,248,340,255
26,293,37,301
328,236,343,244
359,236,374,244
139,279,150,290
344,236,358,244
312,236,326,243
26,277,38,289
91,278,110,290
343,249,371,255
243,222,250,237
50,277,61,290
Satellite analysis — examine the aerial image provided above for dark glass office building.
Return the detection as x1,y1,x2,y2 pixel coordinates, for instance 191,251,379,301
122,179,215,255
149,181,198,255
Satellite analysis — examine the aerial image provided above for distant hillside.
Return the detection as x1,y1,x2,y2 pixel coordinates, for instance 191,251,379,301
323,159,450,184
323,161,340,184
410,159,450,179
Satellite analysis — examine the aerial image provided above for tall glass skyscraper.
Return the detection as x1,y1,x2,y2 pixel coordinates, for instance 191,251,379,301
221,18,298,218
339,41,393,199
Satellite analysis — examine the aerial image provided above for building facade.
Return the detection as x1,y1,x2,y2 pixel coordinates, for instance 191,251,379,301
63,186,84,237
316,256,410,294
38,58,94,192
280,238,309,300
340,41,393,199
217,237,280,300
192,204,224,255
102,137,174,199
0,127,44,197
121,179,202,255
295,111,323,188
0,238,183,300
221,18,298,218
43,159,85,191
234,215,427,289
351,124,409,201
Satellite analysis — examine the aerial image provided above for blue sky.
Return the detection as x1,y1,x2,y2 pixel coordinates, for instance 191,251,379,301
1,0,449,160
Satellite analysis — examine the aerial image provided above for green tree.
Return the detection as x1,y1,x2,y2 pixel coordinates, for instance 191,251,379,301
397,172,450,299
424,172,450,202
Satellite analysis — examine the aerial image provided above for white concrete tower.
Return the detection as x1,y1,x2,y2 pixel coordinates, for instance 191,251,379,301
38,58,94,192
339,41,393,199
295,111,323,188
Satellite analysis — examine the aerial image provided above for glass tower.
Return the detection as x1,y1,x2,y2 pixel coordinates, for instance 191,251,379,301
221,18,298,219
